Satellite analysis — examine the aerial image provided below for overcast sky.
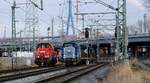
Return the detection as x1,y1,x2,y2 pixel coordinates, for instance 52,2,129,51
0,0,148,38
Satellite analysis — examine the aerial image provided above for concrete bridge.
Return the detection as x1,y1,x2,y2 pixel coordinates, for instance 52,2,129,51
0,34,150,57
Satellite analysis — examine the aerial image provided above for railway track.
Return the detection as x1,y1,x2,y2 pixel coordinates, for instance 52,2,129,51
36,63,106,83
0,66,41,74
0,65,65,82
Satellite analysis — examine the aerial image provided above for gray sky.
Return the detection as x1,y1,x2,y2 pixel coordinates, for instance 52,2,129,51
0,0,148,38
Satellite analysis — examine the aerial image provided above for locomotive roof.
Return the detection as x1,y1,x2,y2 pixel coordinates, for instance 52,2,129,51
37,41,52,44
63,41,78,44
37,42,54,46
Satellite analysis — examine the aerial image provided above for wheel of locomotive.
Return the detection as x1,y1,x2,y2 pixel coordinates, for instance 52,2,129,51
51,57,57,66
51,57,55,67
73,58,79,65
47,58,52,67
47,57,57,67
43,59,49,67
65,61,70,66
47,59,51,67
65,60,73,66
35,58,42,67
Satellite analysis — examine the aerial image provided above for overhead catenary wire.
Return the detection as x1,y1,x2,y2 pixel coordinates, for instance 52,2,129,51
2,0,116,36
2,0,60,39
3,0,12,4
92,0,116,33
3,0,53,26
19,7,50,26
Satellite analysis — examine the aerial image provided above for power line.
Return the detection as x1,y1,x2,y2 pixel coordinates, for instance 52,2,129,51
19,7,50,25
96,0,115,23
3,0,51,25
3,0,12,5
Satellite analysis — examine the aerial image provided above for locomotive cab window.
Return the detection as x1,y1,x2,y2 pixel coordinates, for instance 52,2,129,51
36,43,52,48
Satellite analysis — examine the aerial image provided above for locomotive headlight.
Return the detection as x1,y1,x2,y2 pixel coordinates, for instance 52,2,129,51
67,49,71,52
36,55,40,58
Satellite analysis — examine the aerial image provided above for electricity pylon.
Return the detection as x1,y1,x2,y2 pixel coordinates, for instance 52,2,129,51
94,0,128,57
25,0,43,53
116,0,128,57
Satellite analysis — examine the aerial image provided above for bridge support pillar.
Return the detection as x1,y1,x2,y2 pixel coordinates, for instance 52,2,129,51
133,46,137,57
148,44,150,57
110,43,114,56
97,43,100,62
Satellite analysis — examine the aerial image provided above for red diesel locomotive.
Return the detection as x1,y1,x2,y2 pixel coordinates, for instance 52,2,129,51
34,43,58,66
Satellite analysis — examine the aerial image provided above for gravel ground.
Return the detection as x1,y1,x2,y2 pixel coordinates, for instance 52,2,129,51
142,59,150,68
69,65,110,83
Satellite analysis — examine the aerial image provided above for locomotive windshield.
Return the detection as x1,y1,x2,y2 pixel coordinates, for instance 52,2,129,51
36,43,52,48
63,43,77,47
63,44,73,47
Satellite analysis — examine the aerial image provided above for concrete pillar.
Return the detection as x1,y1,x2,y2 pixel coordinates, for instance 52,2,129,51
148,44,150,57
97,43,100,62
132,46,135,57
134,46,137,57
108,44,112,56
110,43,114,56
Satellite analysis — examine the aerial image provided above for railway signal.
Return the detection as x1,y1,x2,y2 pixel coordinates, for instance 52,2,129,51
85,28,89,38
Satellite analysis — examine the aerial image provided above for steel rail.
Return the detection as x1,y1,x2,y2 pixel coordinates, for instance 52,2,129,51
36,63,106,83
0,66,65,82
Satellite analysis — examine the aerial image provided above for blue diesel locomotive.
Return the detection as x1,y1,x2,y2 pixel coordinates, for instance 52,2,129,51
61,42,81,66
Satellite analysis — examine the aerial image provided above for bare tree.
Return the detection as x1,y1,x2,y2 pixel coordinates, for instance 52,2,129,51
137,20,143,33
144,0,150,11
128,25,138,35
128,20,145,34
144,0,150,33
